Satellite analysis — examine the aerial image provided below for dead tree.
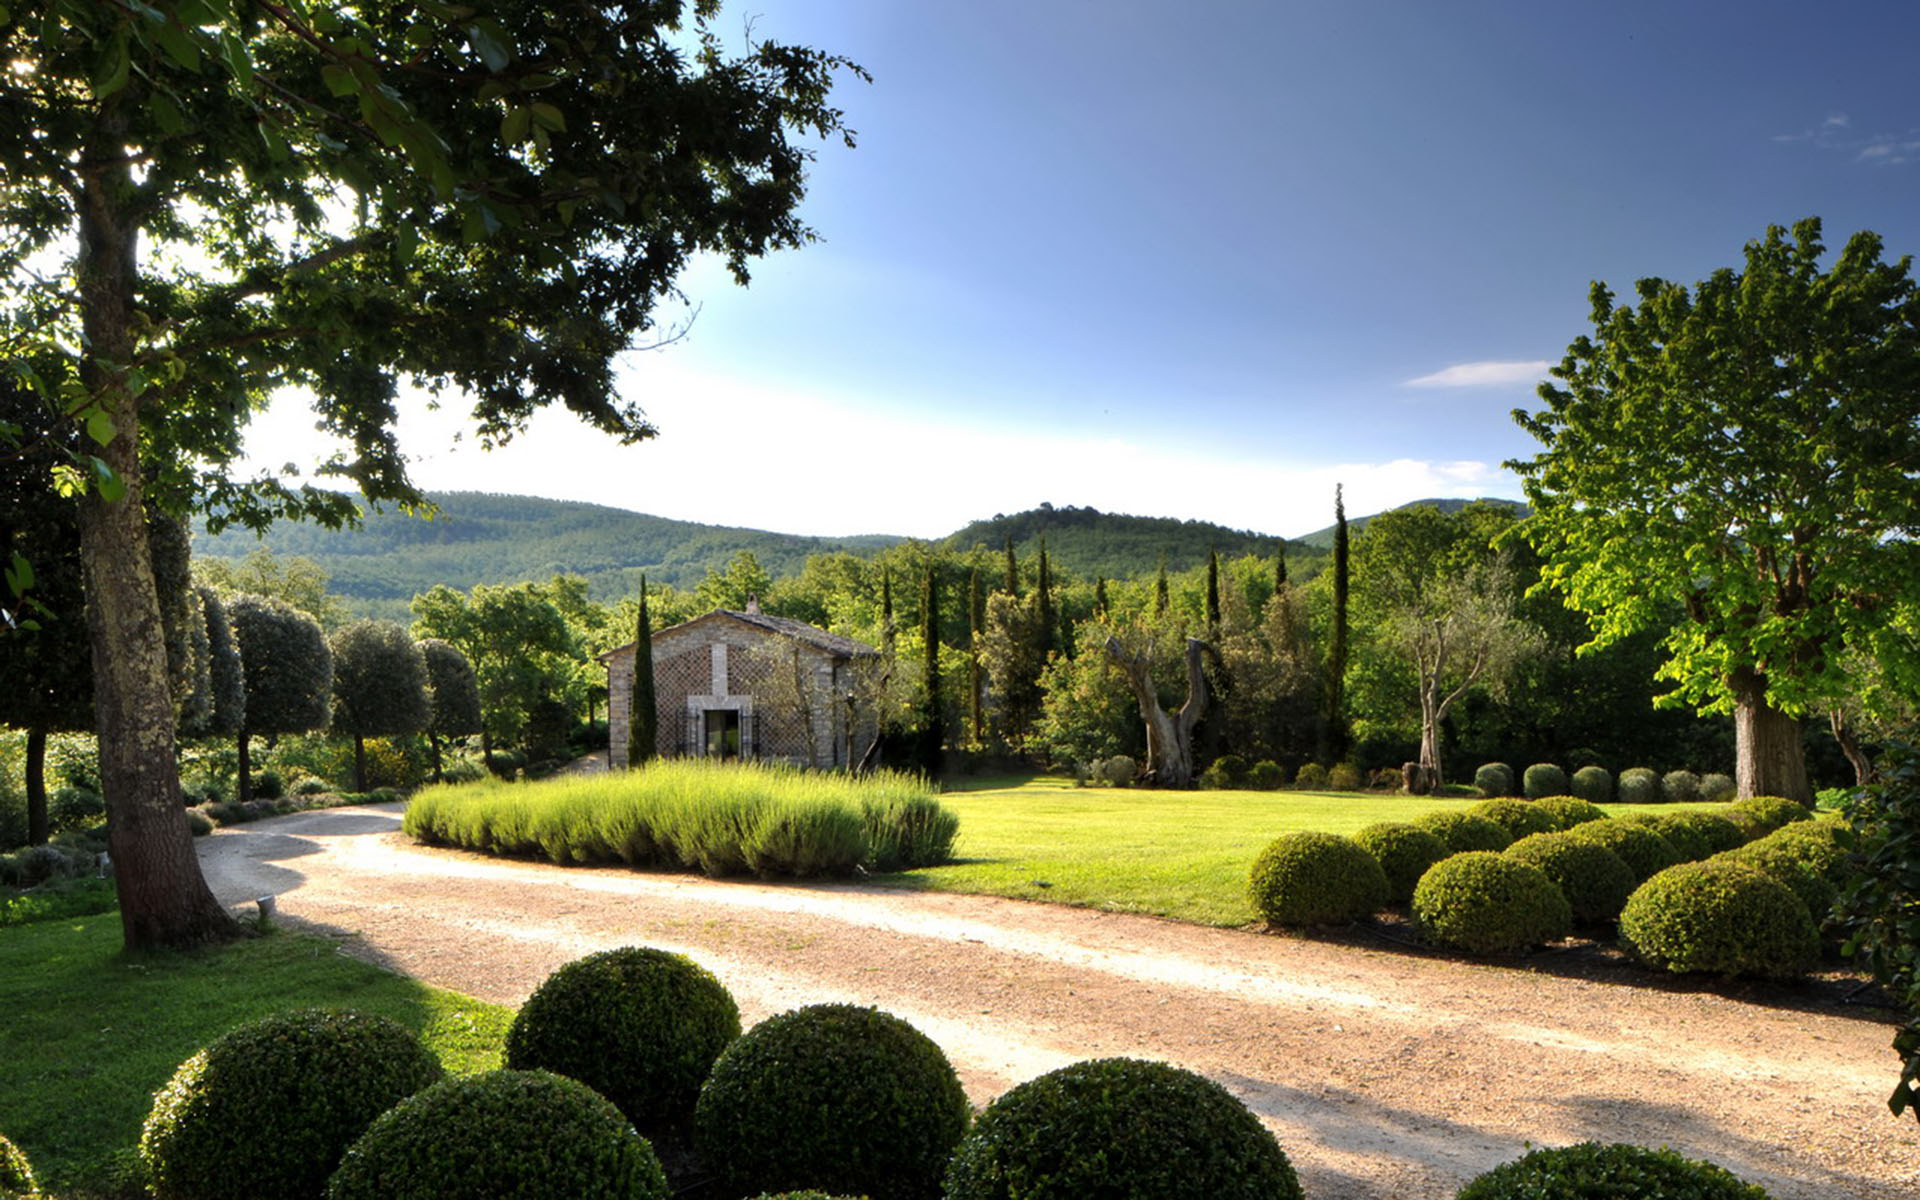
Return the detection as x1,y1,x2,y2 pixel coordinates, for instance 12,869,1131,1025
1103,635,1219,788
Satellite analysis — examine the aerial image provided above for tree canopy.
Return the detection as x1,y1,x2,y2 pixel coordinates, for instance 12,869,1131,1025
330,618,428,791
1511,218,1920,802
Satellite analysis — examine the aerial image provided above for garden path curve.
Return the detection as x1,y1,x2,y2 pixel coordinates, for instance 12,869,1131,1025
197,804,1917,1200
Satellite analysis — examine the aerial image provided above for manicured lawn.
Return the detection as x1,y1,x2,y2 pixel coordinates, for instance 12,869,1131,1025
880,778,1490,926
0,915,512,1198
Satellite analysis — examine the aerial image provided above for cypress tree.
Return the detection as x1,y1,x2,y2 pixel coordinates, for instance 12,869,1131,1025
1154,562,1170,616
1002,535,1019,597
1275,543,1288,589
919,564,942,772
880,567,895,650
627,578,657,769
1321,486,1351,763
1035,539,1056,661
968,566,985,747
1205,548,1221,639
1094,576,1110,619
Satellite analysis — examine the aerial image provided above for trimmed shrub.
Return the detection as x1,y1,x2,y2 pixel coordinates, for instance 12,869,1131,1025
1669,810,1747,857
1329,762,1364,791
1725,795,1814,837
1661,769,1702,805
1209,755,1249,787
1473,762,1515,798
142,1009,444,1200
1247,760,1287,790
505,947,739,1131
1616,813,1711,862
1522,763,1567,800
1699,772,1737,803
0,1133,36,1200
1503,833,1637,925
1248,832,1389,925
695,1004,968,1200
1620,861,1819,979
1352,822,1450,906
1467,799,1557,840
1095,756,1136,787
1292,762,1330,790
1413,852,1571,954
1457,1141,1774,1199
183,809,214,838
1563,819,1682,882
1533,795,1609,831
294,776,333,797
1198,763,1234,790
863,793,960,871
1569,765,1612,805
1723,840,1838,926
943,1057,1302,1200
1756,819,1848,885
325,1069,667,1200
1616,767,1661,805
1413,810,1513,853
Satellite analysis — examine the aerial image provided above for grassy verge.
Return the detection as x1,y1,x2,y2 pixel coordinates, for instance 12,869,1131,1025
0,915,511,1198
878,779,1724,927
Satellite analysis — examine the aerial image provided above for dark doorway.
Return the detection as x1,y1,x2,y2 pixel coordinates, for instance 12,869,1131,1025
704,709,741,759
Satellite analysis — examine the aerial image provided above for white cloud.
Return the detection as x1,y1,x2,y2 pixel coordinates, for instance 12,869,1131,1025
1402,361,1551,389
1824,113,1851,129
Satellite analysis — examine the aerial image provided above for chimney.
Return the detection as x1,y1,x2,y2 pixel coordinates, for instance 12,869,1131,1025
746,596,762,615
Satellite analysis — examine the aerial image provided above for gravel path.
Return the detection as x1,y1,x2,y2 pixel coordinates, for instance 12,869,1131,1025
198,804,1917,1200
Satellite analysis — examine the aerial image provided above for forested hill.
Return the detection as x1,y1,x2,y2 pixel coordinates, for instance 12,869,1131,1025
1291,496,1527,549
194,491,902,619
941,503,1303,579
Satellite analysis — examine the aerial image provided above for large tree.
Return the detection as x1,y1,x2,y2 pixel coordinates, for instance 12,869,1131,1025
229,594,333,802
410,582,576,765
1511,219,1920,803
329,619,429,792
0,2,859,946
418,637,481,784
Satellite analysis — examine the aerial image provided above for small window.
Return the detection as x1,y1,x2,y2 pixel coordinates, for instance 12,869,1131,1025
703,709,741,759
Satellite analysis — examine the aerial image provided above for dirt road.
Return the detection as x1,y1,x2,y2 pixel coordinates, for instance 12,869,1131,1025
197,805,1916,1200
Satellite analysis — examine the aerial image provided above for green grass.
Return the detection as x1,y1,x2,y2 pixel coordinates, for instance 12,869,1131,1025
880,779,1734,927
0,915,512,1198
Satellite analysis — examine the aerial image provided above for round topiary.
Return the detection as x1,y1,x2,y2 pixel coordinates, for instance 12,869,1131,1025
1562,819,1682,882
1722,840,1839,926
943,1058,1301,1200
694,1004,968,1200
504,946,739,1131
1473,762,1516,798
1666,810,1747,856
1568,765,1612,805
1503,833,1638,925
1725,795,1813,836
1413,810,1514,853
1532,796,1609,831
0,1133,36,1200
1456,1141,1774,1199
1756,820,1848,885
1616,767,1661,805
1660,769,1702,805
1467,799,1557,840
1247,832,1389,926
1615,813,1711,862
1292,762,1330,790
142,1009,444,1200
1620,861,1819,979
1247,760,1287,790
1699,772,1737,803
326,1069,667,1199
1522,763,1568,800
1352,822,1451,906
1209,755,1248,786
1411,851,1572,954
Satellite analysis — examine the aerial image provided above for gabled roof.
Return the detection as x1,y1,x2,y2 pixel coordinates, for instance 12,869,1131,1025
598,608,878,664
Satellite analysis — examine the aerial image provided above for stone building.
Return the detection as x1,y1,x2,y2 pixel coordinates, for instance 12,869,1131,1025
602,603,880,768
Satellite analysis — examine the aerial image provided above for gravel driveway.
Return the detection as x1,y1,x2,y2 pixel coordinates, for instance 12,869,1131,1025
197,804,1917,1200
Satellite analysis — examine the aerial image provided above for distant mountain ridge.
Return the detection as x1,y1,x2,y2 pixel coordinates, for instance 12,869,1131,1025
1291,496,1527,549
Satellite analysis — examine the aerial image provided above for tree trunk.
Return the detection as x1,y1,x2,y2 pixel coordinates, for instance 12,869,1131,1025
75,109,238,949
430,733,446,783
1830,710,1873,787
353,733,368,793
1105,636,1216,788
25,727,49,846
1417,677,1443,783
1730,667,1812,804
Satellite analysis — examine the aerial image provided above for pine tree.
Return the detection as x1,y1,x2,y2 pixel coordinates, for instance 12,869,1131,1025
919,564,943,772
1321,487,1351,763
628,578,658,769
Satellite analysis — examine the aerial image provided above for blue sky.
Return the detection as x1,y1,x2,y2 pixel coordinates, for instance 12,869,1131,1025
242,1,1920,539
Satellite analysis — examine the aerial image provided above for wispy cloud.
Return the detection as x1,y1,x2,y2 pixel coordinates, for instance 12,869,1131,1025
1403,361,1551,389
1775,112,1920,165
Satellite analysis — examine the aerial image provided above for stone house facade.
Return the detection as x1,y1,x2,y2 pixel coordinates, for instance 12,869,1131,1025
602,604,879,769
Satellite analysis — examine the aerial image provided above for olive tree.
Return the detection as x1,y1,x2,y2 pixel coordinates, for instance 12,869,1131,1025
1512,219,1920,803
330,619,428,792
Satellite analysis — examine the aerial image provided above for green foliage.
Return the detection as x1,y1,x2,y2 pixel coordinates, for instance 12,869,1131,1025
694,1005,968,1200
1328,762,1364,790
330,621,429,740
140,1009,444,1200
1617,767,1662,805
1292,762,1330,790
325,1070,667,1200
1474,762,1515,798
1670,810,1748,856
1621,861,1819,978
1247,832,1389,926
943,505,1298,584
1563,819,1683,881
230,595,334,737
1412,851,1572,953
0,1133,35,1200
1661,769,1702,805
627,581,658,768
1456,1141,1774,1199
1413,810,1514,853
1722,839,1838,927
1247,760,1287,790
861,794,961,872
1725,796,1814,837
1700,772,1737,803
419,640,482,740
1758,819,1848,885
1522,763,1567,799
1352,822,1450,905
1836,742,1920,1119
943,1057,1301,1200
1569,765,1612,804
0,876,116,927
1533,796,1608,831
410,583,578,756
1210,755,1249,787
504,948,738,1132
1503,833,1637,925
1094,755,1137,787
404,761,952,878
1616,813,1712,863
1468,799,1557,839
